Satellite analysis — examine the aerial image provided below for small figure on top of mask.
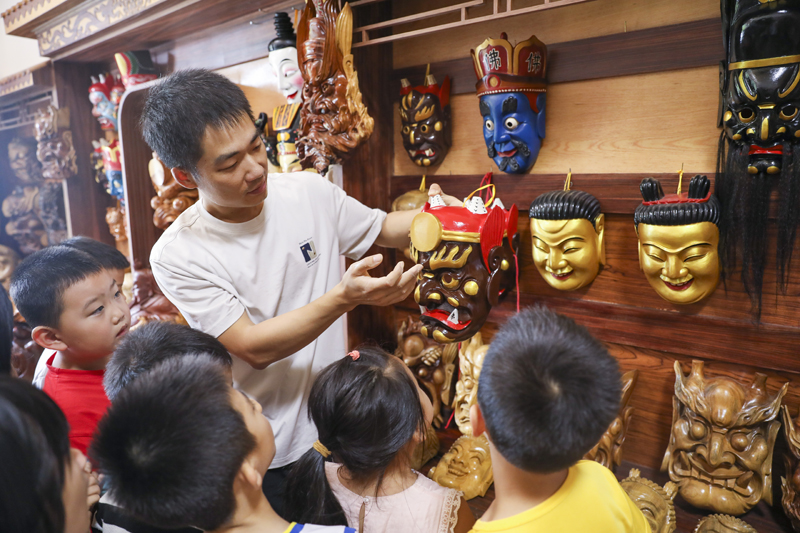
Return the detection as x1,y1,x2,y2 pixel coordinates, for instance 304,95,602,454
471,33,546,174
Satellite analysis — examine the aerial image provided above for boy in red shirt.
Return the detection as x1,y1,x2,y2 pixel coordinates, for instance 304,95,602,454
11,245,131,454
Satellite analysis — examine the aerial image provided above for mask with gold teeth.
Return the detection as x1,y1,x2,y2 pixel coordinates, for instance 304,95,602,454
409,178,518,343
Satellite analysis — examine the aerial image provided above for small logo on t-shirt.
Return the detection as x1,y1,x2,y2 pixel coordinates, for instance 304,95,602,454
300,238,320,267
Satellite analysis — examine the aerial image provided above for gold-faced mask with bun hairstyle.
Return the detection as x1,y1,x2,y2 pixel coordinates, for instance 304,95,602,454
634,173,721,305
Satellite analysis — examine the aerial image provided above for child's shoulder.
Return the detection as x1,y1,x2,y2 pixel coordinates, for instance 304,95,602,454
286,524,356,533
413,470,464,499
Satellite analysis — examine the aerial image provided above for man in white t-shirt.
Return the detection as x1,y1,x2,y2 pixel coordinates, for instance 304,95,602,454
141,69,458,515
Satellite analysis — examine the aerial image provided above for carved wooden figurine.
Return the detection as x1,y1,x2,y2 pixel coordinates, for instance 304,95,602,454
34,105,73,246
429,333,494,500
781,405,800,531
4,137,47,254
395,316,458,429
148,152,198,230
694,514,757,533
661,360,788,515
584,369,638,472
296,0,373,174
619,469,677,533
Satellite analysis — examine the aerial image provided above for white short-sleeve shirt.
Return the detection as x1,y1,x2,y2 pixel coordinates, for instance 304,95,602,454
150,171,386,467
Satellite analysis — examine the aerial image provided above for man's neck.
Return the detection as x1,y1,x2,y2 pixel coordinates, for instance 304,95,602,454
52,350,110,371
213,487,289,533
202,197,265,224
480,441,569,523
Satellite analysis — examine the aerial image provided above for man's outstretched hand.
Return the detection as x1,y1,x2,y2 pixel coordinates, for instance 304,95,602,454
338,254,422,310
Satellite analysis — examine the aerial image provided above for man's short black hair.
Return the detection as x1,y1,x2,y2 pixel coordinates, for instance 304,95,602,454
477,306,621,473
105,321,232,401
61,236,130,271
140,69,254,174
10,246,104,329
91,355,255,531
529,190,602,228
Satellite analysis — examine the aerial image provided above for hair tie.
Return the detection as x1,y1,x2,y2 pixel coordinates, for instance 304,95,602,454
312,440,331,458
347,350,360,361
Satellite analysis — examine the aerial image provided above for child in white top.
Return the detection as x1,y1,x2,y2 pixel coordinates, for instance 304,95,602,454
284,347,475,533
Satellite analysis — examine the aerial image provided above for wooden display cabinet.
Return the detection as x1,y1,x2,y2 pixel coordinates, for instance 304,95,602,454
5,0,799,531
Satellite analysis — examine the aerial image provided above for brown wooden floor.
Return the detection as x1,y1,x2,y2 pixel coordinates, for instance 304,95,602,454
426,427,794,532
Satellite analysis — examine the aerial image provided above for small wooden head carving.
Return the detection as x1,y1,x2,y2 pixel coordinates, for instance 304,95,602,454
584,369,638,472
781,405,800,531
296,0,373,174
429,434,493,500
619,469,677,533
693,514,757,533
453,332,489,436
661,360,788,515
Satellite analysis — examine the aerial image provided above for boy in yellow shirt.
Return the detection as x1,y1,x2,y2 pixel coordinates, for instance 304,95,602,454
468,307,648,533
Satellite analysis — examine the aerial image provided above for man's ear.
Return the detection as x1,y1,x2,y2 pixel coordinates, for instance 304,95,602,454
237,457,263,491
171,168,198,190
470,403,488,438
31,325,68,352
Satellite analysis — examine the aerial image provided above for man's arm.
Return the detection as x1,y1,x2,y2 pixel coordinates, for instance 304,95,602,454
375,183,461,248
218,254,422,369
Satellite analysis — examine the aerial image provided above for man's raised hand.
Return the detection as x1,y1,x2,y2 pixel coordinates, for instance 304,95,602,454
339,254,422,310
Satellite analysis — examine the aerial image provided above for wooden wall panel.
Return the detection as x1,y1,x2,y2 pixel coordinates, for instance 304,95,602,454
393,66,721,176
391,0,719,68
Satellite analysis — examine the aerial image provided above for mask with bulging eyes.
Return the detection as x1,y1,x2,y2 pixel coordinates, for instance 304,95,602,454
472,33,546,174
634,175,721,305
399,67,451,167
409,182,518,343
88,74,122,131
661,360,788,516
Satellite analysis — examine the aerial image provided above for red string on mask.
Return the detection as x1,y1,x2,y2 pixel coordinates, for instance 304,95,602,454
514,252,520,313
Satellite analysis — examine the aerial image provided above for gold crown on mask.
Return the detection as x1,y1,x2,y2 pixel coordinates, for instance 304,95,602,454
471,32,547,99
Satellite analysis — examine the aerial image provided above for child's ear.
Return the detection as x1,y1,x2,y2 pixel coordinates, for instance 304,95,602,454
31,326,68,352
238,457,263,491
470,403,488,439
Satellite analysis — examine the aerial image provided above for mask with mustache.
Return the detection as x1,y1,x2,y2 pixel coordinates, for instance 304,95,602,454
472,33,546,174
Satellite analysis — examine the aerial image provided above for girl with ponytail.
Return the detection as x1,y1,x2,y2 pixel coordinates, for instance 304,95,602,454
284,346,474,533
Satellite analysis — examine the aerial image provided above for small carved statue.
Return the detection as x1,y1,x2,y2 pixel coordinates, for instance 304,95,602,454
694,514,757,533
105,206,129,245
394,316,458,428
661,360,788,515
129,269,187,328
392,177,429,261
88,74,122,131
781,405,800,531
529,173,605,291
410,182,518,343
0,245,20,293
429,333,494,500
35,105,77,183
399,65,451,167
717,0,800,317
148,152,198,230
264,12,304,173
4,137,47,253
296,0,374,174
584,370,638,472
619,469,677,533
472,33,546,173
11,311,43,382
634,175,721,305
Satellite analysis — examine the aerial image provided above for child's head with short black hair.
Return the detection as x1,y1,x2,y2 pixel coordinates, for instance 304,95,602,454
60,236,129,287
284,346,431,526
0,375,89,533
91,355,272,531
476,306,620,473
104,321,232,400
11,246,131,364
